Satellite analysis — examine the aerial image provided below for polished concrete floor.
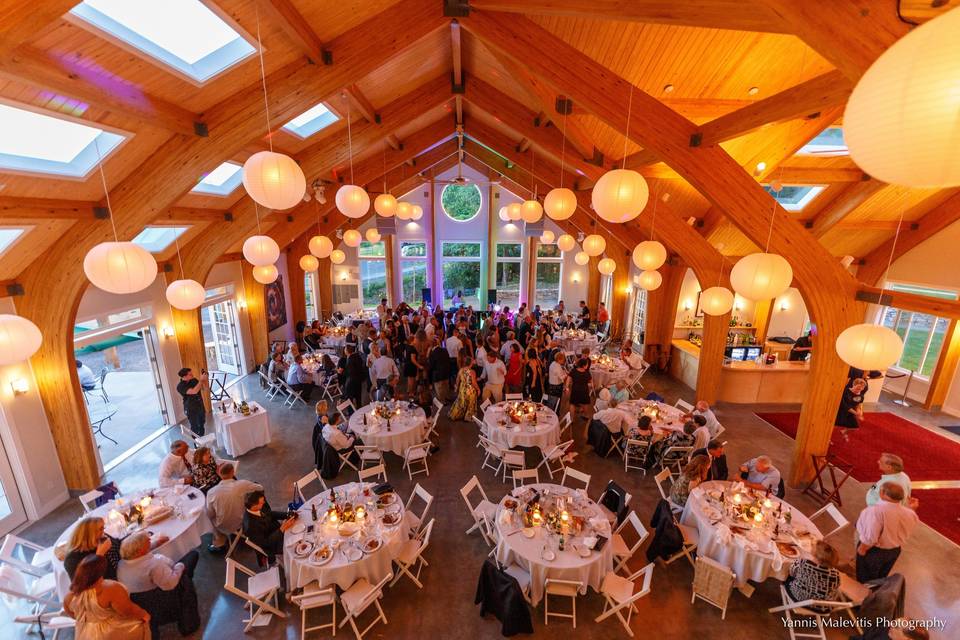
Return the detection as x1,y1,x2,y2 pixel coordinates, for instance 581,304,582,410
11,371,960,639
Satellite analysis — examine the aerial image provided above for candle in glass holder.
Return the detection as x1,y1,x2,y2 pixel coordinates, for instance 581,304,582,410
139,496,151,509
355,505,366,520
763,498,773,509
560,510,570,526
753,512,763,523
532,510,543,526
733,493,742,504
327,507,339,524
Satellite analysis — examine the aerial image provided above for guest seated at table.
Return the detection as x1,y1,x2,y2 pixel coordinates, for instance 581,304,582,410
159,440,194,488
303,328,322,351
206,462,262,553
593,398,631,434
63,555,151,640
284,342,300,367
607,383,629,404
648,421,697,469
286,354,316,401
61,517,169,581
739,455,781,494
784,541,841,612
691,414,711,451
867,453,912,507
693,400,721,438
117,532,200,636
266,352,286,384
669,454,711,507
77,359,97,391
321,353,337,378
620,346,646,370
692,439,729,481
625,415,655,461
242,490,298,564
375,374,400,402
191,446,220,494
322,416,356,454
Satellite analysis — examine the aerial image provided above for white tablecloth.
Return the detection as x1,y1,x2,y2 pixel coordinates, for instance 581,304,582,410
51,487,212,598
348,404,427,456
554,331,600,354
342,313,379,329
616,400,687,436
494,483,613,605
323,335,347,349
590,359,630,388
680,480,822,586
483,402,559,454
213,402,271,457
283,482,410,590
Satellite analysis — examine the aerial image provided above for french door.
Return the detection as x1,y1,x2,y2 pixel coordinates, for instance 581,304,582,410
209,301,242,375
0,430,27,536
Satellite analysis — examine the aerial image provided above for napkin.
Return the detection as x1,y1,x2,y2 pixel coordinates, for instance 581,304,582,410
188,506,203,518
702,504,722,521
498,510,513,526
715,523,732,544
770,544,784,571
583,536,598,550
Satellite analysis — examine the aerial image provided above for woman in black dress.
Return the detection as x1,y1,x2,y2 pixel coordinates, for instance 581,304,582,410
566,358,594,420
523,347,545,402
836,377,867,439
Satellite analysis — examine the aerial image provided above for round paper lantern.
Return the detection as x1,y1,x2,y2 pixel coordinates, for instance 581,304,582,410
335,185,370,218
242,151,306,210
521,199,543,223
591,169,649,223
242,235,280,267
730,252,794,301
374,193,397,217
507,202,523,221
638,270,663,291
165,278,205,310
411,204,424,221
632,240,667,271
343,229,362,247
557,234,576,252
699,286,735,316
836,324,904,370
309,235,333,259
396,201,413,220
540,229,555,244
299,255,319,272
844,8,960,188
84,242,158,294
252,264,278,284
598,257,616,275
329,249,346,265
0,314,42,365
574,251,590,266
365,228,381,243
498,206,510,222
544,187,576,221
582,234,606,257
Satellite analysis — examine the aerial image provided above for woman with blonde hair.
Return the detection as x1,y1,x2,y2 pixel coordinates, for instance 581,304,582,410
64,554,151,639
62,517,170,581
669,454,711,507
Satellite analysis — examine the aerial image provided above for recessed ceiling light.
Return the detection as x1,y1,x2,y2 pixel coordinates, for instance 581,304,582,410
663,84,674,94
748,86,760,96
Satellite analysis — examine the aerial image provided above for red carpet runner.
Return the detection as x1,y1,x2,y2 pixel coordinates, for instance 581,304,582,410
911,489,960,546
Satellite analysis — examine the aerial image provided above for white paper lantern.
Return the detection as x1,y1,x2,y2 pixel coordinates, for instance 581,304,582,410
242,235,280,267
598,257,616,275
544,187,577,221
507,202,523,221
252,264,278,284
582,234,606,257
836,324,904,370
498,206,511,222
329,249,346,264
540,229,555,244
638,270,663,291
396,201,413,220
309,235,333,259
574,251,590,266
591,168,649,223
557,234,576,252
299,255,319,272
365,228,381,243
521,200,543,223
700,286,735,316
242,151,306,210
730,252,794,301
0,314,42,365
343,229,362,247
632,240,667,271
374,193,397,217
84,242,158,294
335,185,370,218
411,204,424,221
165,279,205,310
844,8,960,188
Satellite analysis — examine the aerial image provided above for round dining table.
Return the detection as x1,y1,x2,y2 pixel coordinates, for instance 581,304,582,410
50,486,211,598
589,357,631,388
493,483,614,605
348,402,427,456
614,399,688,436
680,480,822,586
342,313,379,329
483,401,560,455
553,330,600,354
283,482,411,590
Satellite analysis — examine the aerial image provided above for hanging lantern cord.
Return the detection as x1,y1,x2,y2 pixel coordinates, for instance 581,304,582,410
878,209,906,299
346,100,354,183
173,232,185,280
559,112,567,189
621,84,634,170
93,139,119,242
254,5,273,153
764,166,785,253
649,187,658,241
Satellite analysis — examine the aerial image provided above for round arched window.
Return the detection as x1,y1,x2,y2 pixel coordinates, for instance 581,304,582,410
441,184,482,222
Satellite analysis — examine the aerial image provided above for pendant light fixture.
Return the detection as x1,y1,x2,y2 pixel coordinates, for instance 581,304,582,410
507,202,523,221
498,206,511,222
308,200,333,258
374,143,398,216
0,314,42,365
365,228,381,243
638,270,662,291
730,178,793,301
343,229,362,247
252,264,279,284
411,204,424,221
632,189,667,271
557,234,576,252
521,149,543,223
396,201,413,220
700,253,734,316
540,229,555,244
574,251,589,266
335,98,370,218
582,234,606,257
544,109,576,220
330,249,346,265
597,257,616,275
299,254,319,272
165,232,205,310
592,84,648,223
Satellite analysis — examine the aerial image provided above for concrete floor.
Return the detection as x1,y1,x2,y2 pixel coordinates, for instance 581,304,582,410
10,371,960,639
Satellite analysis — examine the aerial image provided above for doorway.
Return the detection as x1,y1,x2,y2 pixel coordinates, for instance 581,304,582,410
0,431,26,537
202,299,243,380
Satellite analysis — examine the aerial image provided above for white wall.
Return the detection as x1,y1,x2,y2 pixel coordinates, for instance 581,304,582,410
766,287,810,340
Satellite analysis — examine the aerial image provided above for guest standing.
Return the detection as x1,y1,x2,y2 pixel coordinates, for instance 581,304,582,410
480,351,507,404
342,345,366,409
448,356,480,421
855,482,918,582
836,377,867,437
547,351,567,399
866,453,912,506
176,367,207,437
566,358,593,420
428,339,453,402
523,348,545,402
504,343,524,395
64,555,150,640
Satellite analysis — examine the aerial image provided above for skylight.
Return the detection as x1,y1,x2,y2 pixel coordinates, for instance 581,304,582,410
0,228,27,257
797,127,848,157
70,0,256,84
132,226,191,252
191,161,243,196
764,185,826,211
0,102,126,178
282,102,340,139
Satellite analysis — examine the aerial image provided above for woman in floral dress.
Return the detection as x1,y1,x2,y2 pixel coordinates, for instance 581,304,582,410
448,355,480,421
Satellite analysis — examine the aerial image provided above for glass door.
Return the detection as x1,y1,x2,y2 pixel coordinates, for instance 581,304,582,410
0,430,27,536
207,301,241,376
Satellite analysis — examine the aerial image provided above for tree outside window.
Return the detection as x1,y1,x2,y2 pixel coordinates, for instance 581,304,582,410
442,241,481,307
535,243,562,309
359,241,386,309
441,184,482,222
496,242,521,310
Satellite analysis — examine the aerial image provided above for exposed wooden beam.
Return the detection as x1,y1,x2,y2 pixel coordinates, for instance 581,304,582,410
157,207,233,223
808,178,885,238
344,84,380,124
0,196,96,219
385,134,402,151
260,0,329,64
857,286,960,321
777,166,868,184
0,1,76,58
450,19,463,87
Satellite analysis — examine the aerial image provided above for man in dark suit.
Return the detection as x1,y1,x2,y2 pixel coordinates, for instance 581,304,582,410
691,439,729,481
342,344,366,409
241,490,297,563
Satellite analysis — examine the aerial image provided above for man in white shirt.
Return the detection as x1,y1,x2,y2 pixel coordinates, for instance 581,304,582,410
205,462,262,551
691,416,711,452
500,332,520,361
694,401,721,438
738,455,781,494
117,531,197,595
159,441,194,488
446,330,463,361
593,401,631,434
480,351,507,403
323,421,356,452
424,318,438,340
856,482,919,582
76,360,97,390
375,298,388,323
286,355,315,401
371,350,400,389
619,346,646,371
866,453,912,506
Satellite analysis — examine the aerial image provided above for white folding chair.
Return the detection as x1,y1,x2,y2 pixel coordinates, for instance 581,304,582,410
432,397,444,414
624,439,649,475
654,469,684,515
337,399,357,421
339,447,360,473
257,370,283,401
294,469,328,503
503,562,532,603
390,518,435,589
403,442,431,479
595,563,655,637
460,476,497,544
404,484,434,536
478,398,492,415
339,572,393,640
537,439,574,480
472,415,489,448
809,503,849,539
0,564,73,639
500,449,525,483
606,429,625,459
665,519,700,567
479,436,505,475
279,379,309,409
610,511,650,575
544,578,583,628
323,378,343,403
660,446,693,479
359,463,387,484
691,556,736,620
180,424,217,449
561,467,591,492
512,468,539,489
626,364,649,397
674,398,695,413
714,423,726,438
505,393,523,401
424,412,441,451
291,582,337,639
0,534,55,578
224,558,286,632
768,584,857,640
356,445,384,470
559,412,573,439
78,489,103,513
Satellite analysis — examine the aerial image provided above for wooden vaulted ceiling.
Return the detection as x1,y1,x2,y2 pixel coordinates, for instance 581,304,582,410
0,0,957,291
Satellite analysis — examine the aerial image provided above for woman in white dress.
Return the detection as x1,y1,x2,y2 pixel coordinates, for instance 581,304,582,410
64,554,151,640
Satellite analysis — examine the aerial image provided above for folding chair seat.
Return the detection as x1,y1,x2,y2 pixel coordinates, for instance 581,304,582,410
595,563,655,637
390,519,435,589
224,559,286,632
404,484,433,536
403,442,431,479
561,467,591,492
339,573,393,640
537,440,574,480
460,476,498,544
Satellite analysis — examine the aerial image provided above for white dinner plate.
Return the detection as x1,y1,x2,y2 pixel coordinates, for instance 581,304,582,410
541,548,556,562
522,528,536,539
290,523,306,535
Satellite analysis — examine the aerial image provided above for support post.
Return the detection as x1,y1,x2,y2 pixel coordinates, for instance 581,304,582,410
924,318,960,412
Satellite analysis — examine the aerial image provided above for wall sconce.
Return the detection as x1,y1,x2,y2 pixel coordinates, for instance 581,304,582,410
571,274,580,284
161,325,175,339
623,286,632,295
779,300,789,312
683,300,693,311
10,378,28,396
340,271,349,282
236,298,247,310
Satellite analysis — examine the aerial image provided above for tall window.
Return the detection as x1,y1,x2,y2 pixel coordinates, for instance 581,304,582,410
878,283,957,377
535,244,562,309
359,241,386,309
304,271,318,321
442,242,481,307
631,288,648,348
400,241,427,304
495,242,522,310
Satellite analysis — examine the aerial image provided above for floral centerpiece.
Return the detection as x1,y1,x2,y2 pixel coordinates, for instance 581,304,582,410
301,354,321,374
373,401,402,420
505,401,539,424
591,353,615,369
639,401,661,422
328,326,347,337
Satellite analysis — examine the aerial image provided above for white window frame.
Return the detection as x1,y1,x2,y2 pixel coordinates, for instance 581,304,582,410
399,241,428,304
358,241,387,310
533,243,563,310
441,241,483,306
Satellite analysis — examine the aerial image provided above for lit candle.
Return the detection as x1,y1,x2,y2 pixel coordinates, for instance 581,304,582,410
139,496,151,509
763,498,773,509
355,506,366,520
560,510,570,523
733,493,742,504
753,512,763,523
532,510,543,525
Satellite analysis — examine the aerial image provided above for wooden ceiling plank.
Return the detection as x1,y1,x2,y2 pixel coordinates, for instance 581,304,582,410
0,1,76,58
451,19,463,87
777,166,867,184
0,196,96,219
260,0,328,64
808,178,886,238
